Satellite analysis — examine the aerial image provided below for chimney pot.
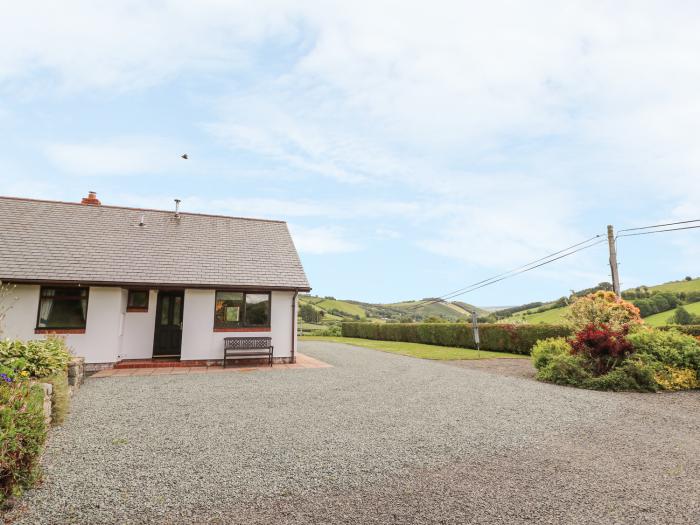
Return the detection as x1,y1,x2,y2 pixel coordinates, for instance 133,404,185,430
81,191,101,206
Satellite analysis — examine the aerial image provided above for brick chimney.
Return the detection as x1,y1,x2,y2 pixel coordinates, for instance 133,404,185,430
81,191,101,206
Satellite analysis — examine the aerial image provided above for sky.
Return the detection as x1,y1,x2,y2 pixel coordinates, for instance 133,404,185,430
1,1,700,306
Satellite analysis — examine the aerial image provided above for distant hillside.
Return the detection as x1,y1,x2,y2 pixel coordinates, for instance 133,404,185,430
299,295,488,325
499,277,700,326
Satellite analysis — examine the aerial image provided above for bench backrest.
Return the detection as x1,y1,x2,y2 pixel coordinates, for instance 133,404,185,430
224,336,272,350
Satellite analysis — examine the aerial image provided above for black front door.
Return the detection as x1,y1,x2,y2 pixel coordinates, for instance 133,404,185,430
153,291,184,357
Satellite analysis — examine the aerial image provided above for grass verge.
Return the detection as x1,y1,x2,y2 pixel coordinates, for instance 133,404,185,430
301,336,527,360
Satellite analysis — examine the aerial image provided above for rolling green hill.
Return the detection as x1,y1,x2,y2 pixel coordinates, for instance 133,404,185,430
299,295,487,323
643,301,700,327
498,277,700,326
644,279,700,294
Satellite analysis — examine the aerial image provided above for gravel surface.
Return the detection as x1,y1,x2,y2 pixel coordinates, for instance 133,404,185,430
444,357,536,380
6,341,699,524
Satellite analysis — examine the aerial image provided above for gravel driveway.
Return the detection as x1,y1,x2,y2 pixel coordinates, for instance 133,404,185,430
7,341,700,524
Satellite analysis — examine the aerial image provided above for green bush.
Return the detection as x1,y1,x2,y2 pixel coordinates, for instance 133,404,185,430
342,322,572,355
531,337,570,370
582,358,658,392
657,324,700,337
532,327,700,392
536,352,591,386
0,338,72,378
0,380,47,505
627,329,700,371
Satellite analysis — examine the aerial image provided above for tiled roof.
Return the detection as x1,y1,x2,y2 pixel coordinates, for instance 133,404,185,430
0,197,311,291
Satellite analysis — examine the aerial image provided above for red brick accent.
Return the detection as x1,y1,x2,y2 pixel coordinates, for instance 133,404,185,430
80,191,101,205
126,307,148,313
35,328,86,334
213,327,271,332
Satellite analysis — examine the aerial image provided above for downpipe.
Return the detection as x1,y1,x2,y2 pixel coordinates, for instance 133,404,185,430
291,290,298,364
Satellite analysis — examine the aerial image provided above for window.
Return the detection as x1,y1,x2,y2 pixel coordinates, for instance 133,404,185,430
127,290,149,312
37,287,89,329
214,291,270,329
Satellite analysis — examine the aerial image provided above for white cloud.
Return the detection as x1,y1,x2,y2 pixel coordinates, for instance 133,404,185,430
4,1,700,281
45,137,184,176
289,225,361,254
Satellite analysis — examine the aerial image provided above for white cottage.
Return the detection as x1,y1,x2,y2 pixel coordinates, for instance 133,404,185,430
0,193,311,370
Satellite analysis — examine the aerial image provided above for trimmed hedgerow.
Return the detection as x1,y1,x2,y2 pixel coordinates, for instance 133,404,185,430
0,379,47,506
341,322,572,355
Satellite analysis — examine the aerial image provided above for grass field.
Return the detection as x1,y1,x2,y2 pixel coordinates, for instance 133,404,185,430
301,336,526,360
512,306,568,324
646,278,700,294
643,301,700,327
300,296,367,319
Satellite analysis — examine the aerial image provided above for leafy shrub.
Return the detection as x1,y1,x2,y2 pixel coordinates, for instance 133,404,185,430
311,324,342,337
582,358,657,392
670,307,699,325
570,324,634,375
341,322,572,355
653,366,700,390
658,325,700,337
532,326,700,392
0,338,72,378
627,328,700,371
0,380,47,505
531,337,570,370
565,291,642,331
536,352,591,386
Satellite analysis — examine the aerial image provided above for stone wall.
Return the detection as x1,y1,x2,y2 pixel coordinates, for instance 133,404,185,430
68,357,84,392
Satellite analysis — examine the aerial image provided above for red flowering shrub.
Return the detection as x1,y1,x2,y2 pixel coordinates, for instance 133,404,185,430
570,323,634,375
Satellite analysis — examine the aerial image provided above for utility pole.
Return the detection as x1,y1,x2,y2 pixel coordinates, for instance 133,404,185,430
607,225,621,297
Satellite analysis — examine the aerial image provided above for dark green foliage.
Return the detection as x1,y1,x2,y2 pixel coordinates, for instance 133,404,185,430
631,291,684,317
492,302,544,319
341,322,572,355
670,307,699,325
0,381,47,505
299,303,324,324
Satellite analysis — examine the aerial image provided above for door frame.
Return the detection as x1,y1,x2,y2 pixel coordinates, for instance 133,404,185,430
152,290,185,358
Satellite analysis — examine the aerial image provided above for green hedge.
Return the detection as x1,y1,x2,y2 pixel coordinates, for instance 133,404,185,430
0,381,47,505
341,322,573,355
657,325,700,336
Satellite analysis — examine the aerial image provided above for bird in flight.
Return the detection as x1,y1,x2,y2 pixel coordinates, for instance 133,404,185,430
181,154,188,160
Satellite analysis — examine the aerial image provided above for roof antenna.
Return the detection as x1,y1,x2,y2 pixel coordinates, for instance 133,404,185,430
139,213,145,227
174,199,181,219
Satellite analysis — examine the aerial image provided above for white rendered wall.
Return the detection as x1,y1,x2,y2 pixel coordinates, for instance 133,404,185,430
2,285,298,363
1,284,123,363
180,289,296,361
120,290,157,359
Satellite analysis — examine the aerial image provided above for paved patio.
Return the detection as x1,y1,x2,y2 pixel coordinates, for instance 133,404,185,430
91,352,330,377
7,341,700,524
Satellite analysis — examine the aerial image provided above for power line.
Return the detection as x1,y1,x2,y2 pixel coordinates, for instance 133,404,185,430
617,218,700,233
617,224,700,238
410,236,606,309
408,234,603,310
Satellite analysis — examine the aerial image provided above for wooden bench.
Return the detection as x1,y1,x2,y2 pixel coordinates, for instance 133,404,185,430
223,337,273,368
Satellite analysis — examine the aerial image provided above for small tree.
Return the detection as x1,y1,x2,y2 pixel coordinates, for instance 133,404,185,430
565,291,642,332
671,307,695,325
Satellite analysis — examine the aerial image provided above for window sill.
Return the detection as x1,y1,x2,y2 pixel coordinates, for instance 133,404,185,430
35,328,86,335
126,307,149,313
213,327,271,332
